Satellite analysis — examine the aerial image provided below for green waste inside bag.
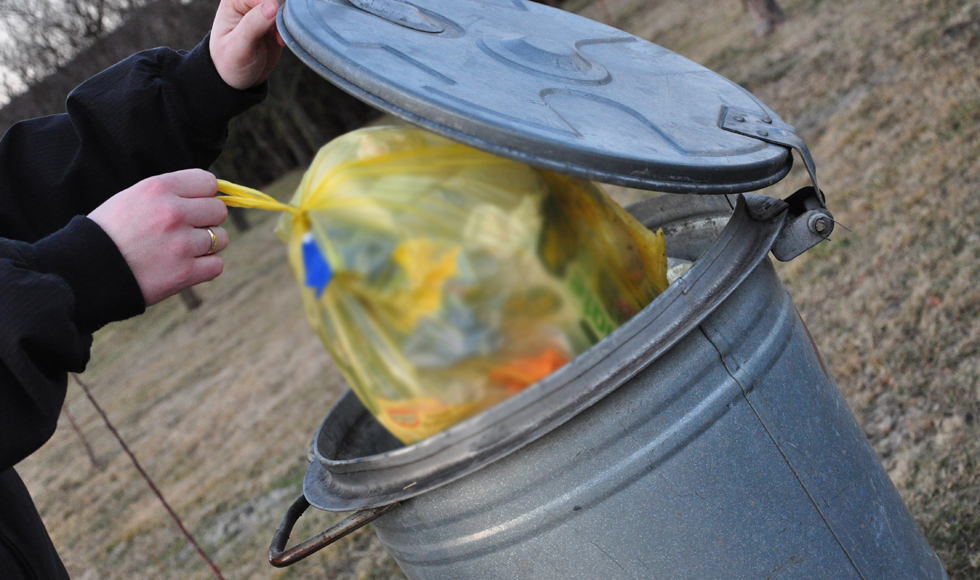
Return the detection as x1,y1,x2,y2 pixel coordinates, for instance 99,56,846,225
217,126,669,444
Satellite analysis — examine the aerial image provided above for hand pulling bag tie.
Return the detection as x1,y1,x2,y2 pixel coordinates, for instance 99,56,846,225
217,126,669,444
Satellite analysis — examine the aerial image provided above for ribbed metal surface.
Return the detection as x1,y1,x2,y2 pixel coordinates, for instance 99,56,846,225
277,0,792,193
371,258,944,579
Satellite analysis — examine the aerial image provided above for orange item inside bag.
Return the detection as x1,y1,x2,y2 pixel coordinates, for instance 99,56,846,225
490,348,570,394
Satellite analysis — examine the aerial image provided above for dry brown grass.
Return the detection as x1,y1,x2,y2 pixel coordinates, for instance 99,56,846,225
14,0,979,577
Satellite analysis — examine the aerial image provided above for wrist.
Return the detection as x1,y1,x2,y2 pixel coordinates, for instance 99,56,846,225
171,34,267,136
32,217,145,332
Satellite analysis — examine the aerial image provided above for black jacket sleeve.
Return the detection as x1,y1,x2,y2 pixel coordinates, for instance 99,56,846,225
0,37,265,472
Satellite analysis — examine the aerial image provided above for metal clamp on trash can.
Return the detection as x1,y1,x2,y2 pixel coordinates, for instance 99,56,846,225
769,185,835,261
721,106,835,261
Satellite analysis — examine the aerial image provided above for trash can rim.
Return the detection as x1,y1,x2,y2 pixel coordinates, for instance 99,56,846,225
303,194,788,511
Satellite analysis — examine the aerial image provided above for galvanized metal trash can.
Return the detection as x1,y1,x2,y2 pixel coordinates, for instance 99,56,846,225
267,1,950,578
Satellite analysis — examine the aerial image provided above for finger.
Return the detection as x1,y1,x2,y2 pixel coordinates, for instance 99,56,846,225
195,226,229,257
234,0,279,45
160,169,218,199
260,34,285,81
183,197,229,228
230,0,268,17
189,255,225,286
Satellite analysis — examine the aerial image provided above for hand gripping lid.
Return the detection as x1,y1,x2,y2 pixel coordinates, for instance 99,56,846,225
278,0,793,194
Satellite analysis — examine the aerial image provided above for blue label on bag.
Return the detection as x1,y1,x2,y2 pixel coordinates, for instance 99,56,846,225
302,232,332,298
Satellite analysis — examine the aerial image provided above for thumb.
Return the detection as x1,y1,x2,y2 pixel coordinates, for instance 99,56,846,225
161,169,218,199
235,0,279,46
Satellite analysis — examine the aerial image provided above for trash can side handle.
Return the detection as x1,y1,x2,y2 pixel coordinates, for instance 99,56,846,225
269,495,400,567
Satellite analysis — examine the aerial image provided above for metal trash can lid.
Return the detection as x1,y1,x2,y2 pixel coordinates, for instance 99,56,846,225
278,0,793,194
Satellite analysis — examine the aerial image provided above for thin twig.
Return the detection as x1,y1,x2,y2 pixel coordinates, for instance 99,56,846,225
61,403,101,469
72,374,226,580
596,0,614,25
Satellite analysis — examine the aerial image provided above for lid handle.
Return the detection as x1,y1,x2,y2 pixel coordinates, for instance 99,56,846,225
349,0,445,33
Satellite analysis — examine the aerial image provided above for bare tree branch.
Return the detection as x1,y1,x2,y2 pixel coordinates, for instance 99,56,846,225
0,0,152,98
741,0,787,37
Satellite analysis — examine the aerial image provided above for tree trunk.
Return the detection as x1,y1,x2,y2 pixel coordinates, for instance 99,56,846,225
179,288,203,311
228,206,251,232
283,97,325,154
244,117,293,175
272,108,314,168
741,0,787,37
281,66,325,153
596,0,613,25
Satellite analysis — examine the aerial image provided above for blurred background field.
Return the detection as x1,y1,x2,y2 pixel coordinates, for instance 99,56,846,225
10,0,980,578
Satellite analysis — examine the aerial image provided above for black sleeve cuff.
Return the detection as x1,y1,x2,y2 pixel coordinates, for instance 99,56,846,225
169,35,268,138
32,216,145,332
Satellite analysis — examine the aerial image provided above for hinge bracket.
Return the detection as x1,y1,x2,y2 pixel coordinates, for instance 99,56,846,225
720,106,825,207
768,186,835,261
721,107,834,261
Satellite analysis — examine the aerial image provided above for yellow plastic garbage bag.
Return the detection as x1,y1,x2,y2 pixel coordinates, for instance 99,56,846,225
217,126,668,444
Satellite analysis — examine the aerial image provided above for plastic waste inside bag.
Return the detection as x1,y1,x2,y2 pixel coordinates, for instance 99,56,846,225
217,126,669,444
667,257,693,285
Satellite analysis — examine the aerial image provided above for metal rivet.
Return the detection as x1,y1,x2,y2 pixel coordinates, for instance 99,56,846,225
757,129,769,137
763,117,773,124
813,217,828,233
733,114,745,122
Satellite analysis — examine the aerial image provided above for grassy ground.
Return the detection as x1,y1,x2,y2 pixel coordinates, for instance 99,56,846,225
15,0,979,577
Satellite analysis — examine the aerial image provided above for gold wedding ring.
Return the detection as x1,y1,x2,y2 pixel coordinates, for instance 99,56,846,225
204,227,218,256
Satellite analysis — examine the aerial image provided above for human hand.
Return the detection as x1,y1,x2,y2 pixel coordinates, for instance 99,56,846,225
210,0,285,90
88,169,230,306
